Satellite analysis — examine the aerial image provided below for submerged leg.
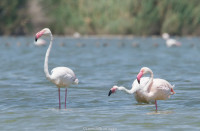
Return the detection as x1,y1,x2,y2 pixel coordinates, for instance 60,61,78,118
65,88,67,109
155,100,157,111
58,88,61,109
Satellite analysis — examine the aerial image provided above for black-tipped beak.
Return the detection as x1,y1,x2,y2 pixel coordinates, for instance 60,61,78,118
35,36,38,42
137,78,140,84
108,90,112,96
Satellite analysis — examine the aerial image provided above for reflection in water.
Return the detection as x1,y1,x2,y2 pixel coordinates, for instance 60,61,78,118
132,42,139,48
146,110,174,115
49,108,74,112
103,43,109,47
59,42,65,47
153,43,159,47
76,43,86,47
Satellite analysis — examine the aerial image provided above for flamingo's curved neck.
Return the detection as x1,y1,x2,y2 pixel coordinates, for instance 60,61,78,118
143,69,154,92
118,86,135,94
44,33,53,80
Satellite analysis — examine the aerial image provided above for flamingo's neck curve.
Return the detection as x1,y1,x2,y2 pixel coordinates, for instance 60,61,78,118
117,86,135,94
143,69,154,92
44,33,53,80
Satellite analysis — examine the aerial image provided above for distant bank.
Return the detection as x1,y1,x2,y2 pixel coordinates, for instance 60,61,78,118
0,0,200,36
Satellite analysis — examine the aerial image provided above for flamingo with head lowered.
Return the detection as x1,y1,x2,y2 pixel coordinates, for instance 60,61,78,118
108,67,175,111
35,28,79,109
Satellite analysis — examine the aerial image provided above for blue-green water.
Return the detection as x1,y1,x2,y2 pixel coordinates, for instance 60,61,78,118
0,36,200,130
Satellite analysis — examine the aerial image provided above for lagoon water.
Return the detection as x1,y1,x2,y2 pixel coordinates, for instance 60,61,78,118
0,36,200,130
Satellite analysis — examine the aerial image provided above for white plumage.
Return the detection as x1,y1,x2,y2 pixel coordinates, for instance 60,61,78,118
50,67,78,87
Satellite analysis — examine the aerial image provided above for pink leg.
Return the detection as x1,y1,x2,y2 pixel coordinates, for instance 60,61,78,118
58,88,61,109
155,100,157,111
65,88,67,109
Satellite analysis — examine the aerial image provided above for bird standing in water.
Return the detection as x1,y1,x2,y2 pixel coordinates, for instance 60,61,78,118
109,67,175,111
35,28,79,109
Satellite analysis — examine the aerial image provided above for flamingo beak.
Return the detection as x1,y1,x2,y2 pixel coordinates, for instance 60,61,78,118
108,87,117,96
35,36,38,42
137,71,143,84
108,90,112,96
137,78,140,84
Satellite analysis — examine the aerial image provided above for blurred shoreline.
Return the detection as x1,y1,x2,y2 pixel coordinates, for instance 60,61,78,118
0,35,198,38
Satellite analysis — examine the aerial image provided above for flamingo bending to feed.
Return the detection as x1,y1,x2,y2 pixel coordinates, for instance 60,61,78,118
35,28,79,109
108,67,175,111
162,33,181,47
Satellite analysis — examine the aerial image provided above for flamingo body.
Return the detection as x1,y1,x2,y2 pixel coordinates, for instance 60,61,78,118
162,33,181,47
50,67,78,87
134,78,173,103
166,39,181,47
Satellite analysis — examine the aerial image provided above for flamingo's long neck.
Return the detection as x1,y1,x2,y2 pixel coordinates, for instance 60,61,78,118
143,69,154,92
118,86,135,94
44,33,53,80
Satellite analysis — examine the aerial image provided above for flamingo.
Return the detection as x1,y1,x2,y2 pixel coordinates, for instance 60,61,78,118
35,28,79,109
108,67,175,111
73,32,81,38
162,33,181,47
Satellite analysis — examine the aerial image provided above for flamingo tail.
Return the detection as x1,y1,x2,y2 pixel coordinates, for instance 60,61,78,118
171,85,176,95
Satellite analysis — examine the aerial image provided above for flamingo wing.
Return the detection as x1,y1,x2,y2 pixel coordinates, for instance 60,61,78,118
151,79,174,100
63,73,77,83
50,67,77,86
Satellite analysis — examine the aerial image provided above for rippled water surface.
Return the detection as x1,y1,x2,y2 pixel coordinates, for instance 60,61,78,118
0,36,200,130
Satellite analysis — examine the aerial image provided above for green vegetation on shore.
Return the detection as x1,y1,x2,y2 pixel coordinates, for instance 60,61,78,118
1,0,200,36
0,0,31,35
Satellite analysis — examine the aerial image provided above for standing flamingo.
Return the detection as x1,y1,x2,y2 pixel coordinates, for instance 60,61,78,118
35,28,79,109
162,33,181,47
108,67,175,111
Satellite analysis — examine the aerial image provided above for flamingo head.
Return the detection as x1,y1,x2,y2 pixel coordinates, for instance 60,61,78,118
35,28,51,42
162,33,169,40
73,78,79,85
137,67,150,84
108,86,118,96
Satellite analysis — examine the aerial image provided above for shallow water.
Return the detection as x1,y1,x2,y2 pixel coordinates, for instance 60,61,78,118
0,36,200,130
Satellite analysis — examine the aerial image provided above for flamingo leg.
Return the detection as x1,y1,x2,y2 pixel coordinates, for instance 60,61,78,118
58,88,61,109
155,100,157,111
65,88,67,109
